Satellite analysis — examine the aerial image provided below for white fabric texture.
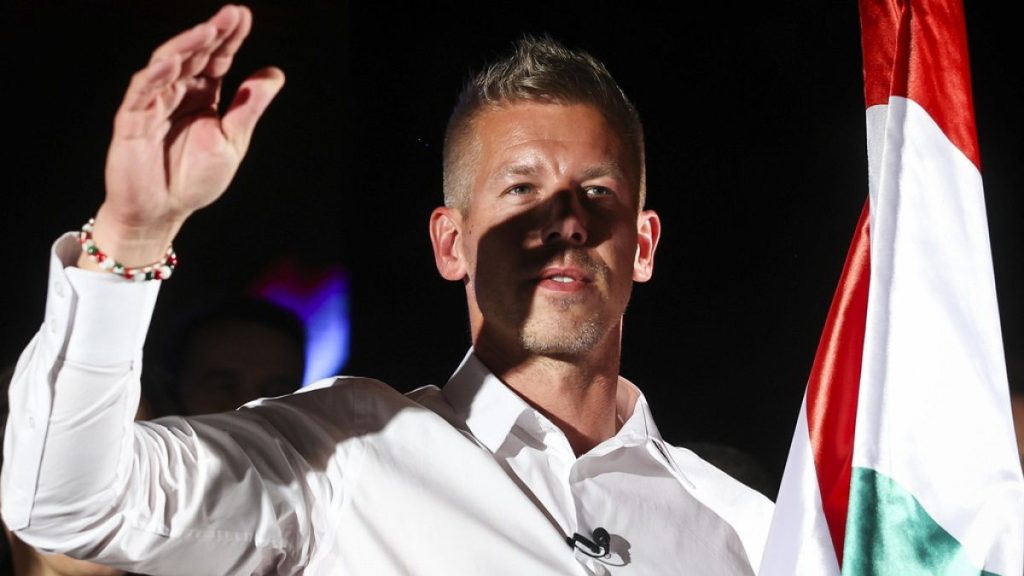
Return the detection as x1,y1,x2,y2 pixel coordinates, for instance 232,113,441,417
857,98,1023,574
2,233,772,575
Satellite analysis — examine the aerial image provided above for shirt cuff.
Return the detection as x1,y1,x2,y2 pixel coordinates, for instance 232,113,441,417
49,232,162,366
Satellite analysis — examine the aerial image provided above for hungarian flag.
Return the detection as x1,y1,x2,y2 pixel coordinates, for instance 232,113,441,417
759,1,1024,574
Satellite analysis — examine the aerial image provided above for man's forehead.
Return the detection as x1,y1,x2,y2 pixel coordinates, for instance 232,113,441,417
473,100,614,132
471,102,629,160
474,103,631,174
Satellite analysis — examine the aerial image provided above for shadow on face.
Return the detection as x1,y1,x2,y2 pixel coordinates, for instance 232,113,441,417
432,103,658,373
470,191,633,368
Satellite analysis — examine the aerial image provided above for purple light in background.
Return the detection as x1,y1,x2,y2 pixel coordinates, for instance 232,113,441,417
250,260,350,386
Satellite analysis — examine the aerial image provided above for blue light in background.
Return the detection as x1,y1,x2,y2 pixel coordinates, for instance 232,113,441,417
251,261,350,386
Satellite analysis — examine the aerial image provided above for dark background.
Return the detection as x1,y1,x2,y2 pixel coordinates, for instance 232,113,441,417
6,1,1021,491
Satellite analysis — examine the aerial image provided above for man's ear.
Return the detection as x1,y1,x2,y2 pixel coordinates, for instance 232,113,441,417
430,207,468,281
633,209,661,282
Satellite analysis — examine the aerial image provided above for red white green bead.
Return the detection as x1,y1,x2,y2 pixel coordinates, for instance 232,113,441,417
79,218,176,281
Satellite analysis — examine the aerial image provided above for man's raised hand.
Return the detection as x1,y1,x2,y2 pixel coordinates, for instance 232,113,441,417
81,4,285,271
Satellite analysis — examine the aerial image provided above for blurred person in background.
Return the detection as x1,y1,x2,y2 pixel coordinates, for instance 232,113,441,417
170,298,306,415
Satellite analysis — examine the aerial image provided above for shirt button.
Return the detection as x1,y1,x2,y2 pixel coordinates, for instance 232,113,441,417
53,281,66,298
27,415,35,428
48,318,59,334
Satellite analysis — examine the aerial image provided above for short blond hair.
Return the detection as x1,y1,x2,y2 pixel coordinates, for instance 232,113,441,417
442,35,646,212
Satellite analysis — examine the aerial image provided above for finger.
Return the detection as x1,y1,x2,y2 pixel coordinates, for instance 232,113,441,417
169,76,222,120
148,19,219,68
173,6,249,112
118,54,183,114
204,5,253,79
221,66,285,156
178,5,247,79
118,7,247,128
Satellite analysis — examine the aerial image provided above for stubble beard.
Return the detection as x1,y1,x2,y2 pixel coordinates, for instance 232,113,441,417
517,291,608,357
519,250,625,357
475,248,627,358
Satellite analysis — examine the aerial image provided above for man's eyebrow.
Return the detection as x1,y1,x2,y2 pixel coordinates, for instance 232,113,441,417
581,163,626,182
496,163,540,178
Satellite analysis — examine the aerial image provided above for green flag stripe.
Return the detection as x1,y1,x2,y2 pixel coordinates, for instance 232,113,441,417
844,467,999,575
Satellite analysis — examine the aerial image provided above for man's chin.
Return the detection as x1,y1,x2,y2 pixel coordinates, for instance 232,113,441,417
519,317,603,357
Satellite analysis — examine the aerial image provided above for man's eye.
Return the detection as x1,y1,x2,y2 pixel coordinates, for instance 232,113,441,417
585,186,613,198
505,184,533,196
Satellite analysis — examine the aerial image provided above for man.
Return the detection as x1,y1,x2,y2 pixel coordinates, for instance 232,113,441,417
172,298,307,415
2,5,771,574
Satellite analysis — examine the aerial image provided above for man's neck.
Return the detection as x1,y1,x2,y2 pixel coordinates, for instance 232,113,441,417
474,336,622,457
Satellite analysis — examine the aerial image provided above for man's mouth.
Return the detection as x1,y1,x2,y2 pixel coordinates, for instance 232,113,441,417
536,267,593,292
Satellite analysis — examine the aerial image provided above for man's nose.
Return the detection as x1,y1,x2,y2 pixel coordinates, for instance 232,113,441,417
541,190,588,246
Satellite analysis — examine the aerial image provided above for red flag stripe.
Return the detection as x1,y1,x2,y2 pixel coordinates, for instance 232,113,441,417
860,0,980,168
806,202,871,562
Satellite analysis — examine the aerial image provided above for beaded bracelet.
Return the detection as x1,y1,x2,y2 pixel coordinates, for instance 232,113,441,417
79,218,177,281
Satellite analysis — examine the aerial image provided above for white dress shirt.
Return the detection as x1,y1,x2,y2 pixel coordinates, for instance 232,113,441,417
2,234,773,575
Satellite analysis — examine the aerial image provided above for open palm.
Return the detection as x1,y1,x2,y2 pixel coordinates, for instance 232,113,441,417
91,5,284,267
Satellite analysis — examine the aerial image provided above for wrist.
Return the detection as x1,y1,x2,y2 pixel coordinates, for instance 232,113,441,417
76,207,182,274
76,207,182,278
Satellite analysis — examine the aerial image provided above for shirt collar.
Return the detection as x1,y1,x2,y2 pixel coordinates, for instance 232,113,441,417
614,379,662,448
442,350,531,453
442,349,663,453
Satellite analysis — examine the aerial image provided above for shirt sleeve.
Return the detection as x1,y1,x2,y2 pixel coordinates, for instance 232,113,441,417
1,234,341,575
2,232,160,531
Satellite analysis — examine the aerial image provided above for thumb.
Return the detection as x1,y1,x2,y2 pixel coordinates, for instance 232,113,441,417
222,66,286,157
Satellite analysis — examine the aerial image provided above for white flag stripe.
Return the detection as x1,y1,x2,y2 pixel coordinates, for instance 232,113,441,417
855,96,1024,573
758,399,841,575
